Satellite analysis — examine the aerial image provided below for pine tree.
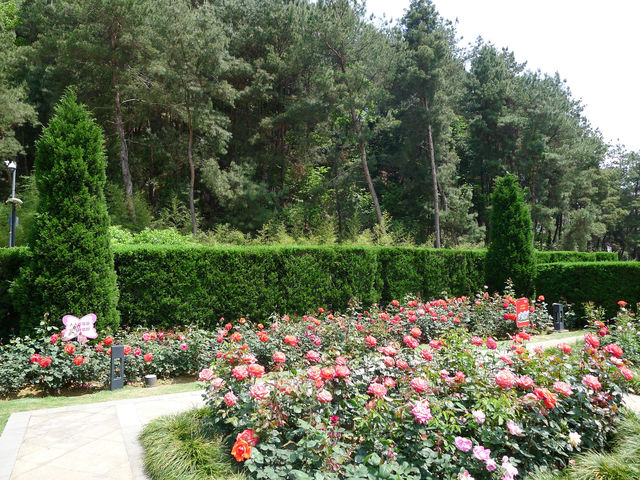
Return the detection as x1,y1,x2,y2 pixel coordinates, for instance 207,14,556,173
485,174,534,295
12,89,120,334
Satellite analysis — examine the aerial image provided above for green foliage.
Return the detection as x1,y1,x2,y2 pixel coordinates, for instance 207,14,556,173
485,174,535,295
11,90,119,334
534,251,617,263
534,261,640,318
141,409,245,480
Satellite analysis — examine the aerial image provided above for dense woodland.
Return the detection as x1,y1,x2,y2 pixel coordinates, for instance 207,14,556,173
1,0,639,257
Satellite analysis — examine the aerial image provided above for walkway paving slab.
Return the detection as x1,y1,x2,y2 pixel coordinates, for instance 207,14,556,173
0,390,205,480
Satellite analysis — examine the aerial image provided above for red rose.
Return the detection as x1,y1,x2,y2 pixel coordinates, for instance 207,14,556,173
50,334,59,344
584,334,600,349
73,356,84,366
30,353,42,364
471,336,484,346
230,332,242,342
365,335,377,347
284,335,298,346
617,300,627,307
619,366,633,380
64,343,75,355
534,387,557,408
103,336,114,346
557,343,572,354
144,353,153,362
538,295,545,301
39,356,52,368
486,337,498,350
231,438,252,462
604,344,623,358
123,344,132,355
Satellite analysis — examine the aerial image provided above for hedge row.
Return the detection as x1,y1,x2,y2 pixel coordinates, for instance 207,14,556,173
535,261,640,318
533,251,617,263
0,246,623,338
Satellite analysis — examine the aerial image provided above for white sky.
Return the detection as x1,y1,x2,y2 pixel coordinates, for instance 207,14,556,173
367,0,640,152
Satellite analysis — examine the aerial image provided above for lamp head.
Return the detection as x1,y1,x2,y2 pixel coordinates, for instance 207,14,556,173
4,161,16,171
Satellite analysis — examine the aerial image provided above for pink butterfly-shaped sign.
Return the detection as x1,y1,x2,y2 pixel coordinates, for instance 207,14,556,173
61,314,98,341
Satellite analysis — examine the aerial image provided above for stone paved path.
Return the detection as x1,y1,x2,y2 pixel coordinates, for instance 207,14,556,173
0,390,205,480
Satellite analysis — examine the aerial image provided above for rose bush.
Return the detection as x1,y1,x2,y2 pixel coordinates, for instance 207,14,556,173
0,320,219,396
201,299,632,480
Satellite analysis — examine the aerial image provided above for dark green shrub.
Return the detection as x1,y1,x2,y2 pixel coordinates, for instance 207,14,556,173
0,247,29,339
535,261,640,319
11,90,119,334
485,174,535,295
534,251,617,263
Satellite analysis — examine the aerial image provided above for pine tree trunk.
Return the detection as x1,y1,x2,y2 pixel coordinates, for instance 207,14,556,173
349,104,383,226
425,98,441,248
110,36,136,225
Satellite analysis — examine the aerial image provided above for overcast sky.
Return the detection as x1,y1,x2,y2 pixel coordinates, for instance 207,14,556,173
367,0,640,152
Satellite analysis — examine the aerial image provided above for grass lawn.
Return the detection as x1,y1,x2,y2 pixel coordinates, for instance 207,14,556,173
0,379,200,434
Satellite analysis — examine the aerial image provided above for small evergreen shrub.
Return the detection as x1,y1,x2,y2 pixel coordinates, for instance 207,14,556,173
485,175,535,296
11,90,120,334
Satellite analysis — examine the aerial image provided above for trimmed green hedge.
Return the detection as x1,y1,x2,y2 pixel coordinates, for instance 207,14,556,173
0,245,623,337
533,251,617,263
534,261,640,318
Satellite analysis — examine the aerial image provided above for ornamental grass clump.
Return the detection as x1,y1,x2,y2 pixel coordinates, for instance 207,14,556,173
201,298,633,480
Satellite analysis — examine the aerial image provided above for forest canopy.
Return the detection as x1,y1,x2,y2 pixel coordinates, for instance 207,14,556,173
1,0,638,257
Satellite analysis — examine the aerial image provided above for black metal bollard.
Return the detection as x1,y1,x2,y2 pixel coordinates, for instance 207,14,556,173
110,345,125,391
552,303,565,331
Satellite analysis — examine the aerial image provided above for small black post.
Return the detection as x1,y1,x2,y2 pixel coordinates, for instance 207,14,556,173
552,303,565,332
110,345,125,391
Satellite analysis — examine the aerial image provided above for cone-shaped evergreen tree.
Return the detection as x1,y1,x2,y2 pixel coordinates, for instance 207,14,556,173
485,174,535,295
13,89,119,333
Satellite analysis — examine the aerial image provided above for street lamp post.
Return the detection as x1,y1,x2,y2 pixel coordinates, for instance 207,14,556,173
5,161,22,248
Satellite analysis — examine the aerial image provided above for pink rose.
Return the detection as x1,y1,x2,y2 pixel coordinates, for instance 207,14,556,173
273,351,286,364
335,365,351,378
396,359,409,370
486,337,498,350
582,374,602,390
224,391,237,407
421,349,433,361
133,347,142,356
307,366,321,381
403,335,419,349
411,401,433,424
604,344,623,358
516,376,534,389
249,382,270,400
305,350,321,362
232,365,249,380
471,336,484,346
180,342,189,351
472,410,485,424
380,345,397,356
320,367,335,380
383,356,395,367
495,369,517,389
619,366,634,380
210,377,225,389
473,445,491,462
553,381,573,396
365,335,377,347
410,327,422,338
367,382,387,398
335,356,348,365
557,342,572,354
455,436,472,452
248,363,265,378
317,389,333,403
411,378,429,393
506,420,522,435
199,368,214,381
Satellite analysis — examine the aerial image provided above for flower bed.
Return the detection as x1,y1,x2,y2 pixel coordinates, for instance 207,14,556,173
201,298,634,480
0,321,218,396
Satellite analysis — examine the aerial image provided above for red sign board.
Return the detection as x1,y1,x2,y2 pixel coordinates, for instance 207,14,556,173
515,298,530,328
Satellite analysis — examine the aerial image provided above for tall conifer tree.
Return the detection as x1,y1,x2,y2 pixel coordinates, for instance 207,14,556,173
13,89,119,333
